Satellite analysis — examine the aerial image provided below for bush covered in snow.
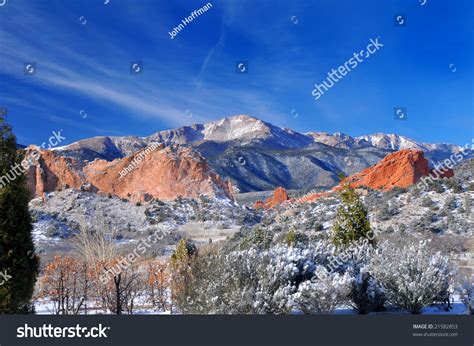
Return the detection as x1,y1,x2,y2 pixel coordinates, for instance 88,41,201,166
176,221,464,315
283,229,309,247
178,242,357,314
349,269,386,314
293,268,353,314
457,273,474,314
333,243,386,314
368,240,453,314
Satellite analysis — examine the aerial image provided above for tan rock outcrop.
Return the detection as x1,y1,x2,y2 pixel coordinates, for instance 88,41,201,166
24,144,234,202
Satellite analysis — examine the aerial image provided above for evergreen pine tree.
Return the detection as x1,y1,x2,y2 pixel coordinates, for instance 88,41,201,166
331,182,374,248
170,239,197,310
0,114,39,313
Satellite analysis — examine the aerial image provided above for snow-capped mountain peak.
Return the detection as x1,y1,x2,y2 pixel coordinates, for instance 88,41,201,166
202,115,270,142
200,115,312,148
305,131,360,149
46,115,467,169
355,133,462,152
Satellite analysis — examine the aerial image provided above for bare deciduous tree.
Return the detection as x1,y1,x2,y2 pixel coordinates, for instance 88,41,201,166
146,260,171,312
73,214,143,314
37,255,87,315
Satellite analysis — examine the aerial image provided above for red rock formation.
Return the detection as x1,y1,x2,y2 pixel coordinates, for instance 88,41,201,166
24,144,234,202
269,149,454,206
254,186,289,209
298,191,330,203
24,146,84,198
340,149,437,191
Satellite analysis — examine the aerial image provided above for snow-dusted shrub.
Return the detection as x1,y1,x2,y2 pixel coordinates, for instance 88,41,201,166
237,208,261,225
443,195,457,211
376,203,392,221
293,268,353,314
239,227,274,250
448,218,471,234
368,240,453,314
385,186,407,199
457,274,474,314
421,196,434,208
183,242,342,314
349,269,386,314
329,242,386,314
251,245,317,313
180,247,260,314
283,229,309,246
444,178,463,193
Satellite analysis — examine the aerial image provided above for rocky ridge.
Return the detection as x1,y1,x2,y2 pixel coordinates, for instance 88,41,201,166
254,149,455,208
47,115,470,193
24,144,234,203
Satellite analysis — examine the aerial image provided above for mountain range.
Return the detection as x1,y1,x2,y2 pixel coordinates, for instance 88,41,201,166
48,115,469,193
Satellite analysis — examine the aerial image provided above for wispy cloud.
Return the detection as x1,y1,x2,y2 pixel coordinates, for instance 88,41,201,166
3,0,469,147
196,29,226,86
0,0,291,131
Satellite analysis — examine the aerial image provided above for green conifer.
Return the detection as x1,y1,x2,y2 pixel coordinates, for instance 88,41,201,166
0,114,39,313
331,183,374,248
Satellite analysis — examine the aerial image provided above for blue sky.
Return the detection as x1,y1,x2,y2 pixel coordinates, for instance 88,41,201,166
0,0,472,146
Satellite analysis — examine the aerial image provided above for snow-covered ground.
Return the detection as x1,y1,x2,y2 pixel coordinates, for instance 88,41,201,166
28,174,473,316
34,298,469,315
